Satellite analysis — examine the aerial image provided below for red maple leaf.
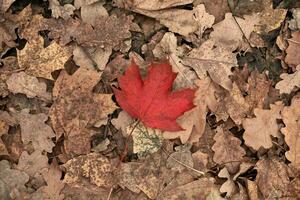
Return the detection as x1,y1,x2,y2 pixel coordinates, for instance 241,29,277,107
113,61,196,131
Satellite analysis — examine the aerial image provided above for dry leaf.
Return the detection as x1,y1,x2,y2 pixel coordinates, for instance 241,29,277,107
31,161,65,200
49,0,75,19
13,109,55,153
153,32,197,88
111,111,133,136
81,1,108,26
0,160,29,199
17,37,71,80
115,162,141,193
211,13,260,51
131,4,214,38
275,65,300,94
281,96,300,170
63,153,114,188
128,122,163,156
194,0,230,23
6,72,51,101
218,167,237,198
212,126,246,174
0,0,15,12
166,145,193,172
0,56,19,97
183,39,237,91
116,0,193,10
289,8,300,31
16,150,49,177
285,31,300,67
50,67,117,156
243,102,283,150
255,158,291,199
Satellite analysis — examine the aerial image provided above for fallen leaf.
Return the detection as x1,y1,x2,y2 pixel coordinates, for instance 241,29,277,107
17,37,71,80
218,167,237,198
289,8,300,31
0,56,19,97
31,161,65,200
275,65,300,94
49,0,75,19
254,0,287,34
212,126,246,174
63,153,114,188
116,0,193,10
153,32,197,88
0,0,15,12
111,111,133,136
281,96,300,170
194,0,230,23
16,150,49,177
128,122,163,157
80,1,108,26
183,39,237,91
211,13,260,50
255,158,292,199
166,145,194,172
285,31,300,67
6,72,51,101
113,61,196,131
0,160,29,199
115,162,141,193
242,102,283,150
130,4,214,39
50,67,117,156
13,109,55,153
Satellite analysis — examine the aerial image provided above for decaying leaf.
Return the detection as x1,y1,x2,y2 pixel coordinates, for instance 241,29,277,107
255,158,292,199
16,150,48,177
6,72,51,101
243,102,283,150
218,167,237,198
31,161,65,200
128,122,163,156
13,109,55,153
50,67,117,156
166,145,194,173
130,4,214,39
153,32,197,89
211,13,260,51
285,31,300,67
281,96,300,170
212,126,246,174
0,160,29,199
183,39,237,90
275,65,300,94
63,153,114,188
17,37,71,80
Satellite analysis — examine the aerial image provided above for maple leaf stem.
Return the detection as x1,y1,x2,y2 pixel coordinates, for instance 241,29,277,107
116,120,140,168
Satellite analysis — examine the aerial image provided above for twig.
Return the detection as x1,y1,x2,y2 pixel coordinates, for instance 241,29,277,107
106,186,114,200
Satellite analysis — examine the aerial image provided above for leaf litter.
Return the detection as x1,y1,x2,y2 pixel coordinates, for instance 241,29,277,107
0,0,300,199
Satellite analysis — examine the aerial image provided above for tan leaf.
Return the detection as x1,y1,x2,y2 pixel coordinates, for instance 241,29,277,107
50,67,117,156
17,37,71,80
212,126,246,174
163,80,207,143
289,8,300,31
0,56,19,97
131,4,214,38
63,153,114,188
218,167,237,198
81,1,108,26
13,109,55,153
0,160,29,199
117,0,193,10
194,0,230,23
111,111,133,136
16,150,49,177
166,145,193,172
6,72,51,101
183,39,237,91
115,162,141,193
211,13,260,51
31,161,65,200
281,96,300,170
255,158,291,199
153,32,197,88
0,0,15,12
285,31,300,67
275,65,300,94
49,0,75,19
242,102,283,150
